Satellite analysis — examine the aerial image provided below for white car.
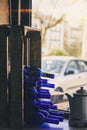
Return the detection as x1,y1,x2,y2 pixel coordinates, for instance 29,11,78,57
41,56,87,103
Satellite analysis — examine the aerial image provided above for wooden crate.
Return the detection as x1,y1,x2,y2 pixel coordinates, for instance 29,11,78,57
0,25,41,128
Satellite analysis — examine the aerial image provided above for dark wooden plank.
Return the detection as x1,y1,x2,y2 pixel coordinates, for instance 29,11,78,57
21,0,32,26
30,31,41,68
0,26,10,128
26,30,41,68
10,0,19,25
10,26,24,128
24,37,30,66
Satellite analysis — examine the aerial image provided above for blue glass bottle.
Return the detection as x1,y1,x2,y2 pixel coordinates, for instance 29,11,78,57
33,99,51,110
41,78,48,84
39,88,49,93
38,100,58,111
39,90,50,95
41,72,55,79
30,87,51,99
24,65,41,79
30,112,59,125
39,109,64,122
51,105,57,110
24,74,30,84
24,65,64,127
39,99,53,106
41,82,55,88
39,92,51,99
48,109,64,117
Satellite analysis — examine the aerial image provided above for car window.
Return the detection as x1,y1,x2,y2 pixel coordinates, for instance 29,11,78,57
77,60,87,72
42,59,65,73
65,60,78,75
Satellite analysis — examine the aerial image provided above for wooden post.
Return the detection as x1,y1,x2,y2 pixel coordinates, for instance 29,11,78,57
10,26,24,128
25,29,41,68
0,25,10,128
21,0,32,26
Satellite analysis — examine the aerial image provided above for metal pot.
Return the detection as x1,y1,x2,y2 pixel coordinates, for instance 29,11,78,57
66,87,87,127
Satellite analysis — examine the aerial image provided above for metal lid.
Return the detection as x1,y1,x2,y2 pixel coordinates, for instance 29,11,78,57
75,87,87,96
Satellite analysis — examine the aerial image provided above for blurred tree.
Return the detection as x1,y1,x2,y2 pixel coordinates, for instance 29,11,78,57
64,42,82,57
33,11,64,46
47,48,69,56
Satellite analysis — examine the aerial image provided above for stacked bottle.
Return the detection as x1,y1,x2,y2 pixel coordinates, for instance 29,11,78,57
24,66,64,127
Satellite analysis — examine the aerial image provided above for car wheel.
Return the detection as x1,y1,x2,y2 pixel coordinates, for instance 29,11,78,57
51,87,64,104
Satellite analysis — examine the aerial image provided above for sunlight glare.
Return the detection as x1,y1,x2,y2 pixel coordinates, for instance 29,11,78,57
65,0,87,25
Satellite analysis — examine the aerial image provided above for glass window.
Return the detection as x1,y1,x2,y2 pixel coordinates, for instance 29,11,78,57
42,59,66,73
78,60,87,72
32,0,86,113
65,60,79,75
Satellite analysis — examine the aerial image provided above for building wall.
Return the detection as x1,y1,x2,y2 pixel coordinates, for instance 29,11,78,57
45,22,64,51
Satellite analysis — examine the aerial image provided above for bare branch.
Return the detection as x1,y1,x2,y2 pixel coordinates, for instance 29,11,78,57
34,10,64,45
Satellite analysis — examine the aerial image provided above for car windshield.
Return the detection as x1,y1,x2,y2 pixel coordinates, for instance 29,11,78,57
42,59,66,74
